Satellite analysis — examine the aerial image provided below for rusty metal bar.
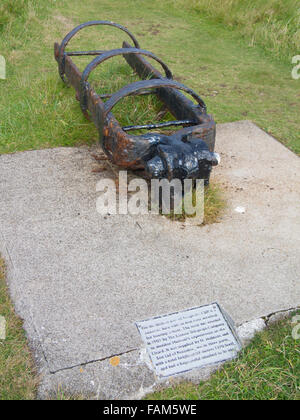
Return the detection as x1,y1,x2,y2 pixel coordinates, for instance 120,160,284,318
66,50,106,56
100,89,154,99
122,120,196,132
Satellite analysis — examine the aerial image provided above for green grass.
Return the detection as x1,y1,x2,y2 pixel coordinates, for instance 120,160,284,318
146,311,300,400
203,183,226,224
0,259,37,400
174,0,300,60
0,0,30,29
166,183,226,225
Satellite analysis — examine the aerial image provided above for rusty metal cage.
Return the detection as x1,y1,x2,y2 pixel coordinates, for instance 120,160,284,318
54,21,219,182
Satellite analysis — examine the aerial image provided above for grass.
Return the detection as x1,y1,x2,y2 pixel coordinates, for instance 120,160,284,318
146,310,300,400
203,183,225,224
174,0,300,60
0,259,37,400
166,182,226,225
0,0,30,30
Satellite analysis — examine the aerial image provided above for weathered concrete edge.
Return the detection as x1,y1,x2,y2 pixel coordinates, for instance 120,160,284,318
134,306,300,399
37,306,300,400
244,120,300,159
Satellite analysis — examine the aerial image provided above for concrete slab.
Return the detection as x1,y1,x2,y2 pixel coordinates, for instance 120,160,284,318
0,121,299,398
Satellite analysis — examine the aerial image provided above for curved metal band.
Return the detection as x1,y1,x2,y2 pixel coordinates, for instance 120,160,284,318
80,49,173,114
58,21,140,82
81,48,173,83
104,79,207,117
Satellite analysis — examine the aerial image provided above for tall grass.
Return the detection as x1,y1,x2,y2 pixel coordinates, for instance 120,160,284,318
0,0,53,34
174,0,300,59
0,0,30,30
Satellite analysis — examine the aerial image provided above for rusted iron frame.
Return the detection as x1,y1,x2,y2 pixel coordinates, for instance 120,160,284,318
54,21,218,181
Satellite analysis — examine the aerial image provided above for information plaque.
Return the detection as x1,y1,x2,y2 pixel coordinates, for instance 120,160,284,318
136,303,241,377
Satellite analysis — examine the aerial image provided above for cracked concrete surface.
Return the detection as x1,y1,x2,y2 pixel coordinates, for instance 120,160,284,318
0,121,299,398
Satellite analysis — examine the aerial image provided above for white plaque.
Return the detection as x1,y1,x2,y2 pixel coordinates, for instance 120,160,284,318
136,303,241,377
